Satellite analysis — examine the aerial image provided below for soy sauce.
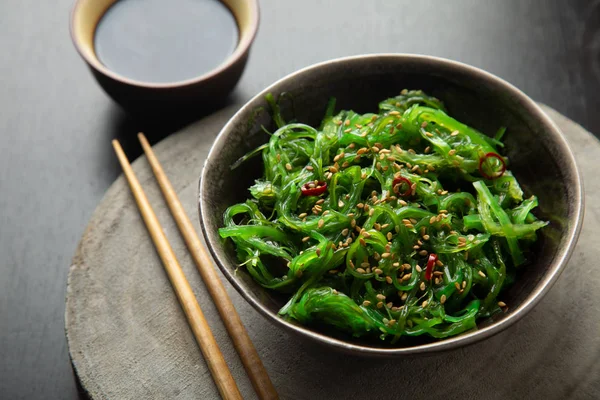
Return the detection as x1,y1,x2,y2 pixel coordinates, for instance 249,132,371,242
94,0,238,83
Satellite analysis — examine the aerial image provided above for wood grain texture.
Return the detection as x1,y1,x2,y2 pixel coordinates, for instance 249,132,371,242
65,105,600,400
2,0,600,398
138,133,278,400
112,140,243,400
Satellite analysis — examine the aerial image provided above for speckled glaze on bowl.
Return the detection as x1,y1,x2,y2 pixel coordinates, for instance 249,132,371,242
199,54,584,356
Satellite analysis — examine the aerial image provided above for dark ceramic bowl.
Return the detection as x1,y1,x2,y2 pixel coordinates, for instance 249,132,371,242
70,0,259,114
199,54,584,356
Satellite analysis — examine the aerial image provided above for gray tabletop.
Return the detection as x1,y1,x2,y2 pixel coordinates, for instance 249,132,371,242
1,0,599,399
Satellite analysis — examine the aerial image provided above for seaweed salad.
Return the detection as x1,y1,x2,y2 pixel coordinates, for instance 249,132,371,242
219,90,547,342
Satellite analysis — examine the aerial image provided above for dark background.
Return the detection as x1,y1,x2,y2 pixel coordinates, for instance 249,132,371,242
1,0,598,398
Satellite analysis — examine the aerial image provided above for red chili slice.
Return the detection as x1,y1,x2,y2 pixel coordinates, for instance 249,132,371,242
301,181,327,196
425,253,438,281
392,176,412,197
478,152,506,180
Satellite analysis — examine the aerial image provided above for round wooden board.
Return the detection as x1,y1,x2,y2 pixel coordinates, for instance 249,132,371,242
66,105,600,400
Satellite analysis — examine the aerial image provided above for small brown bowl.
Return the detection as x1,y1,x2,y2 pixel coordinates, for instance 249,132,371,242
70,0,259,114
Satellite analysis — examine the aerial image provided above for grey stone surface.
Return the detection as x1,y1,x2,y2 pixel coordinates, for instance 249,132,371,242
65,105,600,400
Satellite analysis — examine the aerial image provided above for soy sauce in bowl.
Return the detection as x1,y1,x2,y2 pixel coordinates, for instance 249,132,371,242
94,0,239,84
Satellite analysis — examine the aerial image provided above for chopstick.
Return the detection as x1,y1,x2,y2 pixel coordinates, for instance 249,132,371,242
112,140,243,400
137,133,279,400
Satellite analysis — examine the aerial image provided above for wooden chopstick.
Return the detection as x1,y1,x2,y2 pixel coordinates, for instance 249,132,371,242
138,133,279,400
112,140,243,400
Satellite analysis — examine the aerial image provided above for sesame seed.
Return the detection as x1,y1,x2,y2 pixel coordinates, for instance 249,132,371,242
357,203,364,209
433,271,443,277
298,213,307,219
318,219,324,229
424,146,431,153
498,301,507,307
448,149,456,156
420,282,426,291
478,271,486,278
302,236,310,242
344,128,352,133
462,280,467,289
376,294,386,300
399,200,408,206
451,130,459,136
425,132,434,137
440,295,447,304
355,124,363,129
386,302,393,309
359,238,366,247
385,276,392,284
316,248,321,257
402,273,412,281
356,268,366,274
454,282,461,290
423,234,430,241
421,121,428,128
429,216,437,224
351,219,356,227
416,264,422,272
389,111,400,116
436,260,444,267
419,250,428,256
387,232,393,240
380,252,390,259
369,208,375,216
401,292,408,301
342,228,349,236
413,245,420,250
410,218,418,225
285,163,292,171
362,300,371,307
306,165,314,171
372,147,380,153
377,301,384,309
374,268,383,275
329,166,338,173
422,300,428,307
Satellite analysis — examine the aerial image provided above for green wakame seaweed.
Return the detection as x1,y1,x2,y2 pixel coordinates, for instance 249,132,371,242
219,90,547,341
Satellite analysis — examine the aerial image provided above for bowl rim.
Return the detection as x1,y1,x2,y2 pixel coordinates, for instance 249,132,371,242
199,53,585,356
69,0,260,89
